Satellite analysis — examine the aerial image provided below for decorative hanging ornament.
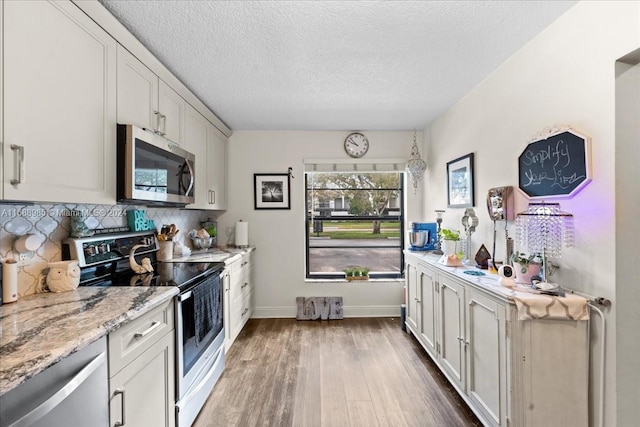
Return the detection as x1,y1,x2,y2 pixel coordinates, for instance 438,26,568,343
406,129,427,194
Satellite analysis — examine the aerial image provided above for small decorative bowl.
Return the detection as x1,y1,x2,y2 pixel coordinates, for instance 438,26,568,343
191,237,214,249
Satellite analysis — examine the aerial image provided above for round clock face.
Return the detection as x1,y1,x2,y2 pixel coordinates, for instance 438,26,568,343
344,132,369,158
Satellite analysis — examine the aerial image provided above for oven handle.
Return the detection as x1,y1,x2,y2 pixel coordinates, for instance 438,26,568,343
177,273,224,302
178,291,193,302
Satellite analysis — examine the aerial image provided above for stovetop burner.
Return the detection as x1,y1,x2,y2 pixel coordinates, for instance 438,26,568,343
64,231,224,291
82,261,224,291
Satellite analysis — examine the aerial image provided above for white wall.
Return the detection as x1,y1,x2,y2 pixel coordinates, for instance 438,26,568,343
218,131,424,318
422,2,639,426
615,56,640,423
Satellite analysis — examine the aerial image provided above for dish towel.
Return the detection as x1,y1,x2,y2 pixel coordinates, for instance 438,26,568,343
511,292,589,321
193,274,222,346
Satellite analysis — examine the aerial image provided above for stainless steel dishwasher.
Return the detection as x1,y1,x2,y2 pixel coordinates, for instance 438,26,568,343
0,337,109,427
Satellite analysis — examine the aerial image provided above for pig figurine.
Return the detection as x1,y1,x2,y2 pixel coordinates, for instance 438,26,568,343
37,261,81,293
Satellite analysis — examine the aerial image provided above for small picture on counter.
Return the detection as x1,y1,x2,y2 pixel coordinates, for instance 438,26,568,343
254,173,291,210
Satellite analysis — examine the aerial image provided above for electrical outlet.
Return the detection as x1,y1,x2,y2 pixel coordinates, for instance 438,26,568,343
16,253,30,266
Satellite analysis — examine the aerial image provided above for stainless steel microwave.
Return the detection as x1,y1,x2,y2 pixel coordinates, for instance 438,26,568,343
117,124,195,206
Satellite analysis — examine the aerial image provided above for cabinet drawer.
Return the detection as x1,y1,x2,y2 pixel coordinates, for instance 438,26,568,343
109,300,174,376
230,289,252,331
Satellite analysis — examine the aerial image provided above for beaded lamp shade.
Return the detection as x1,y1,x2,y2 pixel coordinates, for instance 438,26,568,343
406,130,426,194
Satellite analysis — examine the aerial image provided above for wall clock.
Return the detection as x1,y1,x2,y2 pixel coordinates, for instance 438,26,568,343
344,132,369,158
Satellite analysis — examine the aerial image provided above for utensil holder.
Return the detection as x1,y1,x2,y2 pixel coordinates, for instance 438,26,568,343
158,240,173,261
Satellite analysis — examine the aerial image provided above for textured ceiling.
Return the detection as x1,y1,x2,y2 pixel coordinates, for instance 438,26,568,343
99,0,576,131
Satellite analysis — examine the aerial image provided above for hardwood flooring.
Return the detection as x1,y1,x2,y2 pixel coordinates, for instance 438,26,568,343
194,318,482,427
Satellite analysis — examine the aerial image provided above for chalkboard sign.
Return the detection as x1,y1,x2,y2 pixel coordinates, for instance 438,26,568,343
518,127,591,198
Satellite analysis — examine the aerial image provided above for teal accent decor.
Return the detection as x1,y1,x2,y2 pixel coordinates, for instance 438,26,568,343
127,210,152,231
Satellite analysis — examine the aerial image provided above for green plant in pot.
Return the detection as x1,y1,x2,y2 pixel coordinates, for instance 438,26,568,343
344,266,370,281
510,251,543,285
439,228,460,255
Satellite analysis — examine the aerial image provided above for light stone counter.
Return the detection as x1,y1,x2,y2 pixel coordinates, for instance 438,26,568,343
168,246,255,264
0,286,178,396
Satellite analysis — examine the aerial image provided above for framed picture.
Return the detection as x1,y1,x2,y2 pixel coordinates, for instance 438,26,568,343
446,153,475,208
254,173,291,210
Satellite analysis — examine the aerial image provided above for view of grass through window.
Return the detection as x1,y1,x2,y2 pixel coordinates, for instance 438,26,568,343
305,171,404,279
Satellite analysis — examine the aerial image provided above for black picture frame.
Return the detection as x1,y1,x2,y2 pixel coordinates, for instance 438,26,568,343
254,173,291,210
446,153,475,208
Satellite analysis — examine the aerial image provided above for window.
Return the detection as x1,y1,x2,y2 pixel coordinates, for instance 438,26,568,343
305,170,405,280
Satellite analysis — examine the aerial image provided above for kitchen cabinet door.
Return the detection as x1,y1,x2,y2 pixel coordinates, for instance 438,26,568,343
438,274,466,392
184,103,210,209
418,264,438,359
465,289,508,427
109,331,175,427
405,261,420,334
207,125,228,210
3,0,116,204
159,79,185,144
116,45,159,131
225,253,253,350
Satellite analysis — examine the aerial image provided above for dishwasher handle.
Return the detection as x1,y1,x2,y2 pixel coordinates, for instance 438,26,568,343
8,352,107,427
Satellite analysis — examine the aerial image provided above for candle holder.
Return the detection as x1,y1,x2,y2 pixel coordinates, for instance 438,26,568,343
434,210,445,255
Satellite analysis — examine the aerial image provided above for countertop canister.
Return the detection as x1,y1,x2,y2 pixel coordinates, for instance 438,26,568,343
2,259,18,304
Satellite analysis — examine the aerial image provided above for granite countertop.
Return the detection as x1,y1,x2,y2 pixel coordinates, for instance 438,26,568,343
169,246,255,264
0,286,178,396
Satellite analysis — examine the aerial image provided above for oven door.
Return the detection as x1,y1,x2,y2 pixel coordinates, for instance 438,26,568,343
175,272,224,397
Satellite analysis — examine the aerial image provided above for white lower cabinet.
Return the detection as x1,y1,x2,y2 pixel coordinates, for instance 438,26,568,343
224,251,253,351
405,252,588,427
108,300,175,427
438,273,466,392
465,288,508,426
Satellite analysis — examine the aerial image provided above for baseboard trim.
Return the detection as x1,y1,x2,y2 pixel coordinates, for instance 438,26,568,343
252,305,401,319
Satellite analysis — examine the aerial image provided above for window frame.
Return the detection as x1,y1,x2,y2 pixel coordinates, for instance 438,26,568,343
304,171,406,280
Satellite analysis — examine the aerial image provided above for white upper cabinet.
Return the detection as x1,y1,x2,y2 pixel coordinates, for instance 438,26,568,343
158,80,186,144
116,45,159,131
117,47,185,144
183,104,210,209
207,125,228,210
2,0,117,204
184,104,228,210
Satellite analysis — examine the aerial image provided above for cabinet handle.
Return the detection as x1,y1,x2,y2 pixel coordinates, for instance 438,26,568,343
414,297,421,303
159,113,167,136
10,144,24,185
241,282,249,289
457,336,464,342
114,388,126,426
133,321,162,338
209,189,216,204
153,110,160,133
242,307,249,316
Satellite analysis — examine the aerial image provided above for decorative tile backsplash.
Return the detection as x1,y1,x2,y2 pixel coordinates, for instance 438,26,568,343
0,203,214,297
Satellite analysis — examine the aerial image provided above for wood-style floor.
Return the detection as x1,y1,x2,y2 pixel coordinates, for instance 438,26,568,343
194,318,482,427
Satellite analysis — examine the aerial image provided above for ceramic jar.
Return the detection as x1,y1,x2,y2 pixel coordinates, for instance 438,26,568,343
44,260,81,292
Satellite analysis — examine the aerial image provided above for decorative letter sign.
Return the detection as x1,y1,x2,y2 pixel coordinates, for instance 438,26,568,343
518,127,592,198
296,297,344,320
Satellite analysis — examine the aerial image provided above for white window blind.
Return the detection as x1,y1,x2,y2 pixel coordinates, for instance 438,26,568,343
303,158,407,173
